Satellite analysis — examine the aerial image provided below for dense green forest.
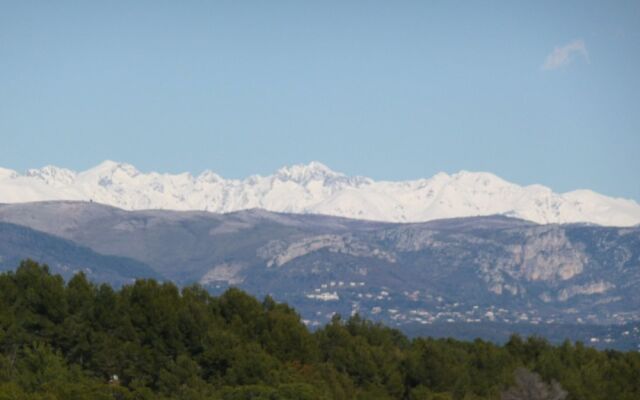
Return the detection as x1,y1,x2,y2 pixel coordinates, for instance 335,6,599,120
0,261,638,399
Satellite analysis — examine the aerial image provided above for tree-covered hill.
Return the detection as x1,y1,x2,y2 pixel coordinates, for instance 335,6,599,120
0,260,638,399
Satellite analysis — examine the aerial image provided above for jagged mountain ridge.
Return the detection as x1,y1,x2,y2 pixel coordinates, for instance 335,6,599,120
1,161,639,226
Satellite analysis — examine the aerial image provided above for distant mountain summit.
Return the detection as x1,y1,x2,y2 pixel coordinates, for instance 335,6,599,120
1,161,639,226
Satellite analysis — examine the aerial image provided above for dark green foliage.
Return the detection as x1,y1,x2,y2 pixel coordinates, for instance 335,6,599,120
0,260,639,399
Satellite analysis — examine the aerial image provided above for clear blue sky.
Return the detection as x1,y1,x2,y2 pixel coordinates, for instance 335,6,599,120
1,1,639,199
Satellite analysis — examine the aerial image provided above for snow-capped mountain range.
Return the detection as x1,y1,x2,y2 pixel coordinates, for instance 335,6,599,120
0,160,639,226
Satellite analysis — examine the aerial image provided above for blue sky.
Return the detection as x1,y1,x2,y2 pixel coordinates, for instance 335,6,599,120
1,1,639,199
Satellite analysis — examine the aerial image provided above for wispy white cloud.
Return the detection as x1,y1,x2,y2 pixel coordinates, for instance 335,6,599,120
542,40,589,71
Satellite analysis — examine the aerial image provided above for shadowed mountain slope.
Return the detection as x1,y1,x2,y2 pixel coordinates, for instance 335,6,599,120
0,221,160,286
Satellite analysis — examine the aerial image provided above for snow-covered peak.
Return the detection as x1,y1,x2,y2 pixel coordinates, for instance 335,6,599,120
83,160,140,178
0,167,18,180
0,161,639,227
26,166,77,185
274,161,343,183
198,170,224,184
449,170,511,188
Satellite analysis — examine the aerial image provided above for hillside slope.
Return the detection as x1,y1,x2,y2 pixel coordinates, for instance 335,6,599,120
0,221,160,285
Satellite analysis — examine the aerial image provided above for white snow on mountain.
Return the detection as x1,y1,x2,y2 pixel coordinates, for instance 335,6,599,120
0,160,638,226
